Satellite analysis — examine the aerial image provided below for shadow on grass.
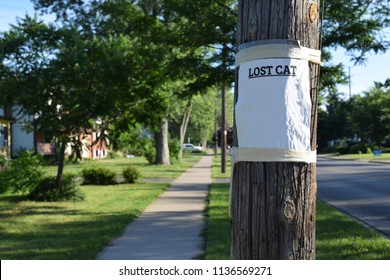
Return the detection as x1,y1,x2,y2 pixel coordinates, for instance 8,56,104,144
0,208,139,260
0,183,169,260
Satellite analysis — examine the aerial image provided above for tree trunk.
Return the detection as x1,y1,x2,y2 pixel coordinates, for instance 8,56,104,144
231,0,321,259
155,117,171,165
56,140,67,190
179,98,193,159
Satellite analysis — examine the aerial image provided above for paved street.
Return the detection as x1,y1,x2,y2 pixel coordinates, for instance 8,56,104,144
317,157,390,237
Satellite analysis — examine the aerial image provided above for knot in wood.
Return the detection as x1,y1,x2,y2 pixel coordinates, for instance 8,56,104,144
309,3,318,23
282,199,295,221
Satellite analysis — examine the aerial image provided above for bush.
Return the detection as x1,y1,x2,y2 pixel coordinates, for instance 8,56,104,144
0,150,44,195
336,146,350,155
0,154,6,171
169,138,181,163
108,151,123,159
81,166,116,185
28,174,84,202
122,165,142,183
143,142,156,164
0,154,7,194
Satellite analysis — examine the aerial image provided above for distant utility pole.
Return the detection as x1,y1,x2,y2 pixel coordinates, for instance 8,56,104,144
231,0,321,259
349,66,352,99
221,83,227,173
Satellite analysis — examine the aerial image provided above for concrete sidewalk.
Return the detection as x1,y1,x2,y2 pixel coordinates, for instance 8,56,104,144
96,155,213,260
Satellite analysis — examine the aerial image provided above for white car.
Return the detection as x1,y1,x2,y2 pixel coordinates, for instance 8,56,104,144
182,143,203,153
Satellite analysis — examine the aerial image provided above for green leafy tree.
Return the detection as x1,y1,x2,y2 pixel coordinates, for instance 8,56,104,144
0,16,157,188
32,0,237,165
321,91,351,147
320,0,390,93
349,85,390,145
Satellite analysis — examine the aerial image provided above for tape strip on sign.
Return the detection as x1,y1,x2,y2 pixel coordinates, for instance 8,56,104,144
231,147,317,164
234,39,320,164
235,39,322,67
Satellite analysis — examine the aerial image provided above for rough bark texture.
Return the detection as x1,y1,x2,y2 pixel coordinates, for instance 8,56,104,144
231,0,321,260
155,117,170,165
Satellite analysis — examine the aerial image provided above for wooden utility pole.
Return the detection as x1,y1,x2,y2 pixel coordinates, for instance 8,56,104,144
221,83,227,173
231,0,321,259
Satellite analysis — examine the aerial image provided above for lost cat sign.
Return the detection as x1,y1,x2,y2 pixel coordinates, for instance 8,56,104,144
235,57,312,160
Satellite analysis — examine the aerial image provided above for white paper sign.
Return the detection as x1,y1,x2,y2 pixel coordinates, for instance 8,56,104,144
236,58,311,155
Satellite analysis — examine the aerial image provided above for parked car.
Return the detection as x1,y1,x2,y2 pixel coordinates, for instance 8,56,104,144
182,143,203,153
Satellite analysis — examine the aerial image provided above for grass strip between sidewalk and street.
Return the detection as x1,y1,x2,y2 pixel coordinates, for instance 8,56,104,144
203,183,390,260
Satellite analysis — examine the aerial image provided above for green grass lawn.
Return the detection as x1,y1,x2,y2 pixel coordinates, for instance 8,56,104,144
203,183,390,260
43,154,203,178
0,183,169,259
0,154,203,260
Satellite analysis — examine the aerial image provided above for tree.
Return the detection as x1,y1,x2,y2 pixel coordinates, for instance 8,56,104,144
231,0,320,259
0,16,156,188
319,0,390,94
32,0,237,165
318,91,351,148
349,85,390,145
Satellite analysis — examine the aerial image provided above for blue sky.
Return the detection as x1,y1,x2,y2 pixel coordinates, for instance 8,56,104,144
1,0,389,96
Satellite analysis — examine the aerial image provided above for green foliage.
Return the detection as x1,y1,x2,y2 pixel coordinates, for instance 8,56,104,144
0,154,6,169
81,166,116,185
0,150,44,195
319,84,390,151
168,137,181,163
322,0,389,63
349,86,390,146
143,141,156,165
28,174,84,202
336,146,351,155
108,151,122,159
122,165,142,184
0,154,8,194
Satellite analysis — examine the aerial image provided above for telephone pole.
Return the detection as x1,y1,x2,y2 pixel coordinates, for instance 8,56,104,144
221,83,227,173
231,0,321,259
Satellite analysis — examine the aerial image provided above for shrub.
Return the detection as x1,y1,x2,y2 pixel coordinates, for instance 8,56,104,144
123,165,142,183
81,166,116,185
143,144,156,164
0,154,7,194
0,150,44,195
28,174,84,202
169,138,181,162
0,154,6,171
108,151,124,159
336,146,350,155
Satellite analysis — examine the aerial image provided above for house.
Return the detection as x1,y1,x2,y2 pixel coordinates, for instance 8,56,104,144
2,106,108,159
64,131,109,160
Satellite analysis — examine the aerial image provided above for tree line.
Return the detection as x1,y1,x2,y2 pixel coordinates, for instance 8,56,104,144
318,79,390,152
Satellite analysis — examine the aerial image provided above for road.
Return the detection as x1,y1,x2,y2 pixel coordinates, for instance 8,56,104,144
317,157,390,237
